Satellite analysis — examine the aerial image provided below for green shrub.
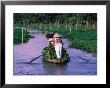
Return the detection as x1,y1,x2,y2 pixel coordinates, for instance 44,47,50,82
42,44,69,60
14,29,31,44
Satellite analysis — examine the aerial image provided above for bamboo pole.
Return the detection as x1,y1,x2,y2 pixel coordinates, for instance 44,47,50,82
69,24,71,34
50,25,52,30
93,24,95,29
22,27,24,43
25,28,26,32
85,26,86,31
75,24,77,30
66,23,67,29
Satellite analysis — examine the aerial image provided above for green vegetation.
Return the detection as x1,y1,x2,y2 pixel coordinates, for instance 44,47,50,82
14,13,97,53
42,43,69,63
41,24,97,53
17,23,96,53
14,28,32,44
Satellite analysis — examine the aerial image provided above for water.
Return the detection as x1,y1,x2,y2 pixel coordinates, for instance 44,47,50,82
14,29,97,75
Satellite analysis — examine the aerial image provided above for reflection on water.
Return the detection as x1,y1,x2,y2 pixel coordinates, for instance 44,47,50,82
14,29,97,75
42,59,68,75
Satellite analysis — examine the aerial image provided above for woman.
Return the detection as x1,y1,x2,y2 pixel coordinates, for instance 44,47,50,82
48,38,54,45
53,33,63,59
42,32,69,63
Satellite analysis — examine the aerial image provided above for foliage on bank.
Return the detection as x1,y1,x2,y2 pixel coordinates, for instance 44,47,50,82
14,28,33,44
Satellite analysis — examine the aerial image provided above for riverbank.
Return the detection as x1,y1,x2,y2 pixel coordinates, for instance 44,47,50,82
15,24,97,53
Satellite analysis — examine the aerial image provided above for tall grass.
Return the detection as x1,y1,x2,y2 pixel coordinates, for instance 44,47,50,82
14,28,31,44
14,23,97,53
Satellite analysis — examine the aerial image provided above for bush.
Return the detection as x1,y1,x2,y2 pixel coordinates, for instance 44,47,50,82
14,29,31,44
42,44,69,61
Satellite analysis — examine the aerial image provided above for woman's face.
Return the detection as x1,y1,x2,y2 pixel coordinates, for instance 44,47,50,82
48,38,54,44
54,37,61,43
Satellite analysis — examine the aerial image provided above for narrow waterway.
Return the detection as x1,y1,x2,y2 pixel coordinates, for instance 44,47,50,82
14,29,97,75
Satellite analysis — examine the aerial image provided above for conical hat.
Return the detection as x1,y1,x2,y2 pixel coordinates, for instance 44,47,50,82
53,33,61,38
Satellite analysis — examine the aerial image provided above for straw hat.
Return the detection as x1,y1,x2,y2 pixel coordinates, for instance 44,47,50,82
53,33,61,38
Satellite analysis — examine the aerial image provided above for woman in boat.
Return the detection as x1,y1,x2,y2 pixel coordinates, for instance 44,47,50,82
53,33,63,62
42,32,69,64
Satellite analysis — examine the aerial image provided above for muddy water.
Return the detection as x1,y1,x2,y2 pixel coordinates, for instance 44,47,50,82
14,29,97,75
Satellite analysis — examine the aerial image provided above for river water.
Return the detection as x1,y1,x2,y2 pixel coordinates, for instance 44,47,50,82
14,29,97,75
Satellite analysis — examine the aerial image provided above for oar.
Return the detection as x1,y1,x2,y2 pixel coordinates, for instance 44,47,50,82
65,48,89,63
77,56,90,63
28,55,42,63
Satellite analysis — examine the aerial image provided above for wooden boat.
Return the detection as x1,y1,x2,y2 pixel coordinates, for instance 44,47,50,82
44,58,69,64
42,44,69,64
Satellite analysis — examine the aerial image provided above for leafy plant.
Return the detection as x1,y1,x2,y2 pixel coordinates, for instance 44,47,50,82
42,44,69,61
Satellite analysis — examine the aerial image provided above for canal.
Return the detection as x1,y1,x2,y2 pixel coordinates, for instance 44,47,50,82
14,29,97,75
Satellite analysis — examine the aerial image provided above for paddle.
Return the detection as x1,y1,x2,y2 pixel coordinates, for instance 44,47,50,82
28,54,89,64
77,56,90,63
28,55,42,63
